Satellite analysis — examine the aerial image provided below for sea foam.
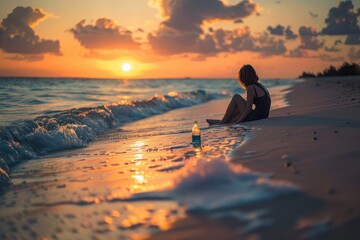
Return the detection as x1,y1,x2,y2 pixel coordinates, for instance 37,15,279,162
131,158,299,213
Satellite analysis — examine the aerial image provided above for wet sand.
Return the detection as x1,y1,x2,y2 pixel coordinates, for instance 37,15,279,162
1,78,359,240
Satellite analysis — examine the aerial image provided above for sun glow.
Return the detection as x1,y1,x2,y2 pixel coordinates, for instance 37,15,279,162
122,63,132,72
98,59,155,78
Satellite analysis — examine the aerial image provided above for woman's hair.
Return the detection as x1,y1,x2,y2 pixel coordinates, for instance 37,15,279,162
238,64,259,89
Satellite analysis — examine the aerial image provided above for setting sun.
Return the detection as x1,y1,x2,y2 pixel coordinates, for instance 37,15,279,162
122,63,132,72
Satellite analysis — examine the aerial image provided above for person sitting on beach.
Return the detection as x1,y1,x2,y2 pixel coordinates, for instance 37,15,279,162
207,64,271,125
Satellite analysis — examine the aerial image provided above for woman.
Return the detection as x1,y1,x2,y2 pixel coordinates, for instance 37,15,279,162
207,64,271,125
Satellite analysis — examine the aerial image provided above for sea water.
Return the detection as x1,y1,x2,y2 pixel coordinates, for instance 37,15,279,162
0,77,294,170
0,78,238,126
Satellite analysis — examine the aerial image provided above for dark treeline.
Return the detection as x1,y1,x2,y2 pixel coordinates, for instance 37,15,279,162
298,62,360,78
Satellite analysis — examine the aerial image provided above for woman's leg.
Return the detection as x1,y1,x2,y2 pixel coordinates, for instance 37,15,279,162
220,94,246,124
206,94,246,125
206,119,222,125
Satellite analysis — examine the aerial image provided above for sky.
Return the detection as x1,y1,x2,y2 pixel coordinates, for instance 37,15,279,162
0,0,359,79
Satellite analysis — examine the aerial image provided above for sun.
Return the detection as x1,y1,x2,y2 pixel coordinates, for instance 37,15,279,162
122,63,132,72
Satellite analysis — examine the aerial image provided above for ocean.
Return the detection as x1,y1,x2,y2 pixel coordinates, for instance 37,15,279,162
0,77,299,239
0,77,294,168
0,78,237,126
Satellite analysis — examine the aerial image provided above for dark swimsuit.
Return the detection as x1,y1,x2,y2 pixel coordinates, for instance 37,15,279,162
243,83,271,122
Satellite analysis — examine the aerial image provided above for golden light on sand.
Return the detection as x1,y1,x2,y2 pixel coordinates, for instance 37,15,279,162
122,63,132,72
132,172,147,184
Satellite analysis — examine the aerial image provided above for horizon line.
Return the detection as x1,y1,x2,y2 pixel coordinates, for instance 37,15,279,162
0,76,296,80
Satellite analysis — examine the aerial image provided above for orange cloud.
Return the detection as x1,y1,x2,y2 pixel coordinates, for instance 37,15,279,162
299,26,324,50
148,0,259,55
69,18,140,50
0,6,61,60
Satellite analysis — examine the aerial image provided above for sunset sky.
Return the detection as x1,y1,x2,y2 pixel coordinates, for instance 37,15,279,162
0,0,359,79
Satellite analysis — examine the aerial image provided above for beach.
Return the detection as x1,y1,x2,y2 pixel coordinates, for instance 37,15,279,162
150,76,360,240
1,0,359,239
0,76,359,240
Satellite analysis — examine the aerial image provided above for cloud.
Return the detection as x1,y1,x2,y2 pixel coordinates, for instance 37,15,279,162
256,33,287,56
148,30,218,55
348,47,360,60
287,47,344,62
284,27,298,40
148,0,259,55
299,26,324,50
309,12,318,18
5,54,44,61
324,46,340,52
321,1,360,35
325,40,342,52
267,25,284,35
69,18,139,49
234,19,243,24
318,53,344,62
288,47,310,58
344,34,360,45
214,27,256,52
213,27,286,56
267,24,297,40
0,6,61,60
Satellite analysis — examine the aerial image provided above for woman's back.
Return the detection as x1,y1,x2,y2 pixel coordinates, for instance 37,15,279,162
248,83,271,119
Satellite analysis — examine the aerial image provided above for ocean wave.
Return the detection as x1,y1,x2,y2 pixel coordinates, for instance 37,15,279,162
0,90,223,180
22,99,47,104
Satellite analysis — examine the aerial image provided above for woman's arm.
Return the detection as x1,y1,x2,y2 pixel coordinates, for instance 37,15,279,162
236,86,255,123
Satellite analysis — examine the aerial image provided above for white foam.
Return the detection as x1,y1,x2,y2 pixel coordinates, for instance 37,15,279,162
132,158,299,213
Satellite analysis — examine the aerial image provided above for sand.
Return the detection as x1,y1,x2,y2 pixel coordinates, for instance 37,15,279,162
234,76,360,239
0,77,359,240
